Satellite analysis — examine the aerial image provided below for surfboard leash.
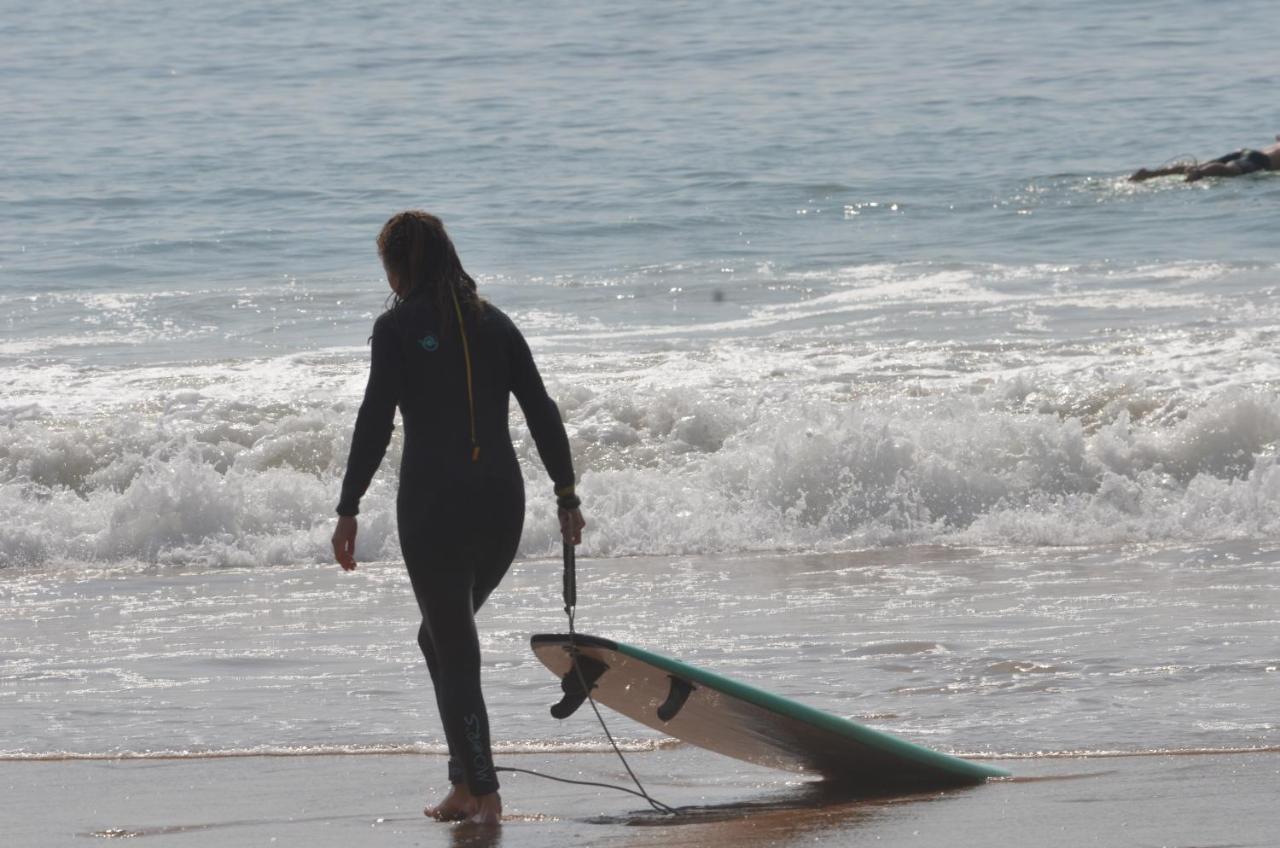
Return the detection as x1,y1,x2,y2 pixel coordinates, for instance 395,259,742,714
561,541,679,817
492,764,674,807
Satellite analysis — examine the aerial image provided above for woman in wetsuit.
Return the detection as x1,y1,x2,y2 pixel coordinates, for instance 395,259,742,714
331,211,585,825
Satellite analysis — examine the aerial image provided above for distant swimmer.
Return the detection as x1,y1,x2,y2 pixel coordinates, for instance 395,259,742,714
332,211,585,826
1129,136,1280,182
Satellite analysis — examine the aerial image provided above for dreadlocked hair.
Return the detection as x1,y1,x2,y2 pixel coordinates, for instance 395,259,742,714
377,211,485,315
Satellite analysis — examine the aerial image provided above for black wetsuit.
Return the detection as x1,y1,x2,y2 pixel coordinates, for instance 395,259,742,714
1210,148,1272,174
337,294,575,795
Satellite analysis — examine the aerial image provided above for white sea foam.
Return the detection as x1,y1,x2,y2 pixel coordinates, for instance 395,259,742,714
4,258,1279,567
5,329,1280,567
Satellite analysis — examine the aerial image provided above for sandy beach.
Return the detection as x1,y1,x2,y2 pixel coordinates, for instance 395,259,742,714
6,748,1277,847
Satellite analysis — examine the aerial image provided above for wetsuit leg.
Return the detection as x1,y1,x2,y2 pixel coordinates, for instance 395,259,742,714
399,480,524,795
411,564,503,795
408,562,518,791
413,620,465,785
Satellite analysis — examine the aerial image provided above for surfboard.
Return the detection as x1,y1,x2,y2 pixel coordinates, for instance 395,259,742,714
531,633,1009,790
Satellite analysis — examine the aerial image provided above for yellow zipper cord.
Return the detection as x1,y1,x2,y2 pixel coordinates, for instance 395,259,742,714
449,283,480,462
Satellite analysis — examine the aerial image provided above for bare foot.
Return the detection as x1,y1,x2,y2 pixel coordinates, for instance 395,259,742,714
424,784,476,821
468,791,502,825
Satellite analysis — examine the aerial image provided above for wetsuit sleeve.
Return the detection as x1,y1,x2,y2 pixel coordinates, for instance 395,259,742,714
336,316,399,516
507,322,576,495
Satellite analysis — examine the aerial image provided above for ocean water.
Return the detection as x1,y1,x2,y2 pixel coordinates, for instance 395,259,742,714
3,0,1279,770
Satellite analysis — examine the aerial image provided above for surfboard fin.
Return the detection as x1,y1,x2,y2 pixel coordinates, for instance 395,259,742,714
550,653,610,719
656,675,695,722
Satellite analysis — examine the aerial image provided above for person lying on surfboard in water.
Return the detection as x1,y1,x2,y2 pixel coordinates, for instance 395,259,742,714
1129,135,1280,182
331,211,586,826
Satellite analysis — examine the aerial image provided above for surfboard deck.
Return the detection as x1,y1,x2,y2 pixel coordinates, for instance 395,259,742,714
531,633,1009,790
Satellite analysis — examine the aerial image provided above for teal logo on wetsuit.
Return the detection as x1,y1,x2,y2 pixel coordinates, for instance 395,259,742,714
418,334,439,352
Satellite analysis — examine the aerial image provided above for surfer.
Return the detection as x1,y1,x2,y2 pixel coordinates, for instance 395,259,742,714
331,211,586,826
1129,136,1280,182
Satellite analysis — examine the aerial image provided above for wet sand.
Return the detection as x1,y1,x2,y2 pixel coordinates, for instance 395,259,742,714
5,747,1276,847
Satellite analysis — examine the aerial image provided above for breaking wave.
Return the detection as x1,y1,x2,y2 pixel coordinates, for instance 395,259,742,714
5,353,1280,568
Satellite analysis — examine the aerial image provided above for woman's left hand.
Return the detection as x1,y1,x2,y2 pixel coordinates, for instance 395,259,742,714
332,516,358,571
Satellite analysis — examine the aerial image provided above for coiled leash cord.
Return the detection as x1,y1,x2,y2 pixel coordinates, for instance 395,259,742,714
492,764,673,807
562,542,677,815
500,543,678,816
